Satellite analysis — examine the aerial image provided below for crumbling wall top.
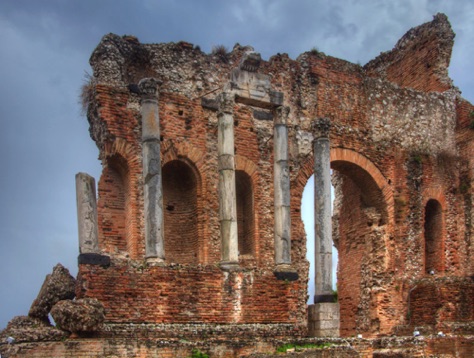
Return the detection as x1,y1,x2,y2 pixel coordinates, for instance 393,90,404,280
365,13,455,93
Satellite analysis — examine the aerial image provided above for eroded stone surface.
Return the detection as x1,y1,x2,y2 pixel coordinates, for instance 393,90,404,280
28,264,76,323
0,316,67,343
50,298,105,333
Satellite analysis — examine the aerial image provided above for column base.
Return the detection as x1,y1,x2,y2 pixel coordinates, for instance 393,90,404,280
219,261,240,272
273,264,299,281
78,253,110,267
314,293,336,303
145,257,165,266
308,303,340,337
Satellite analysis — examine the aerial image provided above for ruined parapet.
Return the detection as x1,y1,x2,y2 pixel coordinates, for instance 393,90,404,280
365,13,455,93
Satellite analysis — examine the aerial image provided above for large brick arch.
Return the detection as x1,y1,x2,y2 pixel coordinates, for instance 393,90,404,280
293,148,393,223
99,138,141,258
161,140,208,263
422,187,446,275
235,155,260,261
330,148,393,225
294,147,394,336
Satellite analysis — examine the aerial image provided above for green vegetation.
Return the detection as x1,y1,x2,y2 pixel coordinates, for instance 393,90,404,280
190,348,209,358
79,71,95,116
412,155,422,164
275,342,332,353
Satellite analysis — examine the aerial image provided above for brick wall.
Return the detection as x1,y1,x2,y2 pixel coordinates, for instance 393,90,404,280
75,13,473,339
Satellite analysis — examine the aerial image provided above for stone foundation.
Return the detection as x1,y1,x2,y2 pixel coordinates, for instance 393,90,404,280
308,303,340,337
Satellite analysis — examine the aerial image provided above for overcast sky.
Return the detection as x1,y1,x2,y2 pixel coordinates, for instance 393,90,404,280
1,0,473,329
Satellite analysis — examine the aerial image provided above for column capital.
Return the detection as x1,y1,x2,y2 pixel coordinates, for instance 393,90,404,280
138,77,162,100
217,91,235,115
312,117,331,138
274,105,290,125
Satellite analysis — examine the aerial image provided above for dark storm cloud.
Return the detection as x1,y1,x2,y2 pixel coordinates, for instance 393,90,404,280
0,0,473,329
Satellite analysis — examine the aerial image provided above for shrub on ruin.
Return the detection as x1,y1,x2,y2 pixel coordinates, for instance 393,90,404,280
79,71,95,116
211,44,229,63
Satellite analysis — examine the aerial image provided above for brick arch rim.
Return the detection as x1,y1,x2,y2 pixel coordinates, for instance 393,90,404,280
294,147,394,227
330,148,393,224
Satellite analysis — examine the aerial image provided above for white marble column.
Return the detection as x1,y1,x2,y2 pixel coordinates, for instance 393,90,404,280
139,77,165,262
76,172,99,254
313,118,333,303
274,106,291,265
217,91,239,267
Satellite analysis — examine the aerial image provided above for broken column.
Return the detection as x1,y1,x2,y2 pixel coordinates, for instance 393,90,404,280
139,77,165,262
274,106,292,266
76,172,99,254
308,117,339,337
217,91,239,268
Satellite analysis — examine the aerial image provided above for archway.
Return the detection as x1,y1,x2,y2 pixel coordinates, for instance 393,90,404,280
97,154,130,255
301,148,392,337
162,159,200,264
236,170,255,257
302,174,338,304
424,199,444,274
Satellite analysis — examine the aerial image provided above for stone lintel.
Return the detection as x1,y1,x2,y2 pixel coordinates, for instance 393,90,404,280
78,253,111,267
229,67,283,109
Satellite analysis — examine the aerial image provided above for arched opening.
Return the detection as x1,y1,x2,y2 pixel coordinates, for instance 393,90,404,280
162,159,199,264
302,150,390,337
424,199,444,274
331,161,388,336
303,174,338,304
236,170,255,257
98,154,130,255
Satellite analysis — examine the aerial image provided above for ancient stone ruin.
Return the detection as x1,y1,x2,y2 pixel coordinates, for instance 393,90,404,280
1,13,473,357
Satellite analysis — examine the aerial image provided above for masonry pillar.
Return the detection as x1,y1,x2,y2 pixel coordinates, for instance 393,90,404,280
217,91,239,268
308,117,339,337
274,106,292,266
313,117,333,302
139,77,165,262
75,172,99,254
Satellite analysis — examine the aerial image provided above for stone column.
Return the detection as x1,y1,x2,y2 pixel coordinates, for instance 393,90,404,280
139,77,165,262
76,172,99,254
217,91,238,267
274,106,291,265
313,118,333,303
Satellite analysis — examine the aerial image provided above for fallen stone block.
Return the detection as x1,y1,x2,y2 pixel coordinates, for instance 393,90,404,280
0,316,68,343
28,263,76,323
50,298,105,333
